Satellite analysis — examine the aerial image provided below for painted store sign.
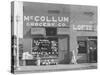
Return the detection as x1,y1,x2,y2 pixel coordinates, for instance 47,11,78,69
73,24,95,31
24,16,69,27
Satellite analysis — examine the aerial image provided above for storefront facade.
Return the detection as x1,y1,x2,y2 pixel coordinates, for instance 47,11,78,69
11,1,97,73
18,2,97,66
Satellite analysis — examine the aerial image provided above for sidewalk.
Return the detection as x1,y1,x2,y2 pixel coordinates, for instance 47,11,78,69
15,63,97,74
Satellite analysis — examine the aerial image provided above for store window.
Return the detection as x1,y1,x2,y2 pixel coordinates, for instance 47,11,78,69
32,37,58,56
32,37,58,65
77,41,87,53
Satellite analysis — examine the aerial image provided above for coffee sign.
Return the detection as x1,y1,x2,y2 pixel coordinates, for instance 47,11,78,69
73,24,95,31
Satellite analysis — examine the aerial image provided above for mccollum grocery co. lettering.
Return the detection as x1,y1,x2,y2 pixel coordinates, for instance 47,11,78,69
24,16,69,27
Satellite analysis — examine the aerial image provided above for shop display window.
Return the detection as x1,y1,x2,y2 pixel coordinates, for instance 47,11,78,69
32,37,58,57
78,41,87,53
31,37,58,65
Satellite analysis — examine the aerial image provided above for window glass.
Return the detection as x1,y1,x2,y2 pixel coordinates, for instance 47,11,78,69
78,41,87,53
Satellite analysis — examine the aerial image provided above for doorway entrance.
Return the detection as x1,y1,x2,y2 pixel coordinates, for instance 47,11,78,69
87,37,97,63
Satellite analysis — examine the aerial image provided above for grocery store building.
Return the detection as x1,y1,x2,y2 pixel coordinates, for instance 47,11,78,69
11,1,97,71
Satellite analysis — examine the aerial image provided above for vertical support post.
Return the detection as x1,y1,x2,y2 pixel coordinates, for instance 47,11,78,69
14,1,23,69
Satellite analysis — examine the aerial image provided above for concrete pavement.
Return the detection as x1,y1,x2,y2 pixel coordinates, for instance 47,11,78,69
14,63,97,74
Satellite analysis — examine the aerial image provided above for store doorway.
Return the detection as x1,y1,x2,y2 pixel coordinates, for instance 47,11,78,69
58,35,70,64
87,37,97,63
